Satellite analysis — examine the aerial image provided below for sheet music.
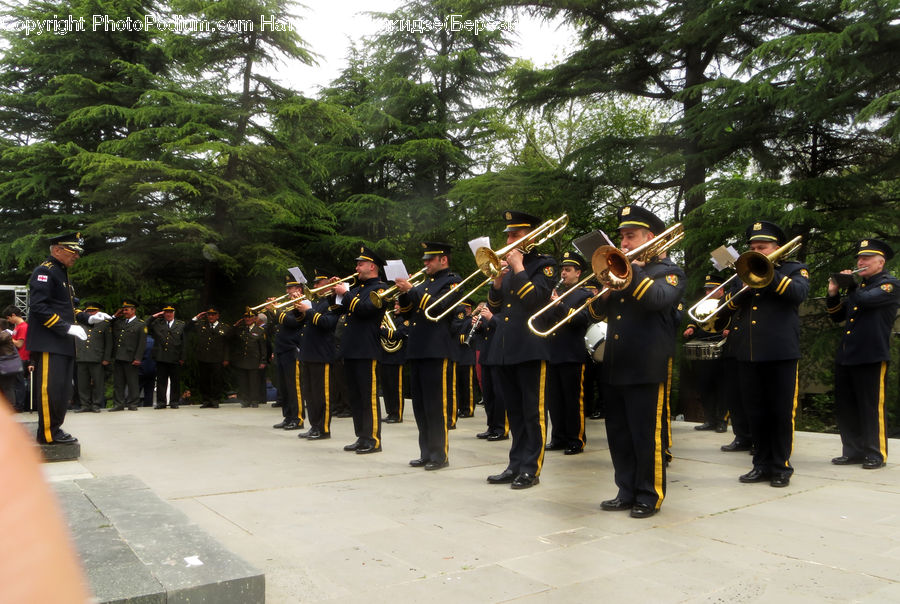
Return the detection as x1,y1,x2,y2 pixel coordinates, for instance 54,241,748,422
384,259,409,282
468,236,491,257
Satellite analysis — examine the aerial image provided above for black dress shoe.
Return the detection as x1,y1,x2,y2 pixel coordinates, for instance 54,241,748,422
335,411,352,418
831,455,864,465
91,407,102,413
694,422,715,431
282,421,301,431
343,441,360,451
170,404,179,409
770,475,790,487
511,473,539,489
721,439,752,452
425,460,449,471
715,422,728,433
153,405,167,409
409,458,427,467
48,433,78,444
306,431,330,440
630,502,657,518
545,441,565,451
127,406,138,411
588,411,604,420
739,468,771,483
600,497,633,511
108,406,125,412
272,402,283,408
486,432,508,441
863,458,886,469
564,446,583,455
384,417,401,424
487,469,516,484
476,430,492,439
73,407,90,413
273,421,288,429
356,444,382,454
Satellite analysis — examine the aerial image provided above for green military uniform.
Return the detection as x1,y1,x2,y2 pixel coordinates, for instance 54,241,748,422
74,302,112,412
110,300,147,411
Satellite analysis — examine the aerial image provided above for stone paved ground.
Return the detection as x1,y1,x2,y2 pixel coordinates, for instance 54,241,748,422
37,404,900,603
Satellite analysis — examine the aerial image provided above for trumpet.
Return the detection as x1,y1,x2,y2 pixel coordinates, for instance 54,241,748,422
686,235,802,324
424,214,569,322
527,223,684,337
248,293,292,312
370,267,428,308
270,273,359,310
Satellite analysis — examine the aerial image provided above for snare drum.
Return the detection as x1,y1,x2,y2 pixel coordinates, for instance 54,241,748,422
585,322,607,363
683,339,725,361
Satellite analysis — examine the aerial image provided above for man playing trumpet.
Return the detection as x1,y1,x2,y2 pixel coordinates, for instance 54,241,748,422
266,272,305,430
826,239,900,469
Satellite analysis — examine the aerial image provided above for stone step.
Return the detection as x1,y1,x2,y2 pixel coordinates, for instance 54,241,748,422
18,419,81,461
55,475,264,604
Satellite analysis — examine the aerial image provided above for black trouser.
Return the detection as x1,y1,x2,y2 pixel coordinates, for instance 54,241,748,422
14,362,29,412
481,364,507,436
331,360,350,416
495,361,549,477
724,357,751,442
1,374,18,410
155,361,181,406
380,362,405,420
548,362,587,450
456,363,476,417
583,361,604,418
76,362,106,410
409,358,451,463
276,354,302,421
695,358,726,424
235,366,262,406
302,362,333,434
738,359,799,478
33,352,73,443
113,360,140,409
835,361,889,463
344,359,381,448
196,361,225,404
139,370,155,406
603,381,667,510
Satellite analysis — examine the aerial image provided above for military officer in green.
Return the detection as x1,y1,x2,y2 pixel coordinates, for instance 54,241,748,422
74,301,113,413
188,307,230,408
827,239,900,469
148,303,185,409
230,308,268,407
109,299,147,411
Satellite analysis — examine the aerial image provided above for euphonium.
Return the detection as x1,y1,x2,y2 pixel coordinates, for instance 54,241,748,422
380,309,404,353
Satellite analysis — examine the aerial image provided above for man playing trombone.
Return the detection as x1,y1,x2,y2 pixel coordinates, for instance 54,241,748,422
589,206,685,518
723,221,808,488
485,211,558,490
826,239,900,469
394,242,462,471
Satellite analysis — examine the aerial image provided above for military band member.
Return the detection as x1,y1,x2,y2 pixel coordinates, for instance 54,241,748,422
683,272,728,433
74,302,112,413
188,307,230,408
230,309,268,408
27,233,98,443
267,273,304,429
380,300,408,423
453,300,479,420
294,270,342,440
148,303,185,409
589,206,685,518
826,239,900,469
474,306,509,441
545,251,592,455
396,242,462,471
109,299,147,411
333,246,387,454
724,221,809,488
485,211,557,490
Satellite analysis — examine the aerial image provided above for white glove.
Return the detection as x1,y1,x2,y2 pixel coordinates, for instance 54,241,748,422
88,312,113,324
67,325,88,340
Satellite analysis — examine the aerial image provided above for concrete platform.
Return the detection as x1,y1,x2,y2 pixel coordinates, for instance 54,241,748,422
44,404,900,603
19,419,81,461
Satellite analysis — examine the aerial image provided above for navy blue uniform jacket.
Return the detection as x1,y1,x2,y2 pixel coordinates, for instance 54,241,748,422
826,270,900,365
398,268,461,360
26,256,90,356
337,277,387,361
299,297,341,363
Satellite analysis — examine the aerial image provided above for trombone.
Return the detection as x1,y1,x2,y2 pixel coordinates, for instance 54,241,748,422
270,273,359,310
527,223,684,337
686,235,802,324
370,268,428,308
424,214,569,322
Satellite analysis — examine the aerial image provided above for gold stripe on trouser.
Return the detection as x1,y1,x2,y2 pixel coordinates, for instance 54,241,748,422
41,352,52,443
535,361,548,475
786,363,800,463
323,364,331,433
467,367,474,414
370,361,380,447
294,359,302,421
577,364,586,447
653,383,665,509
450,361,457,425
441,359,449,459
398,368,404,420
878,362,888,460
665,357,673,451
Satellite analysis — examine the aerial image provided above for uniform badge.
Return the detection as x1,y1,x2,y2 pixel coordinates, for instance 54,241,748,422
621,206,631,215
753,222,762,231
563,252,570,259
861,240,869,247
882,283,894,292
543,266,555,277
800,269,809,279
457,312,464,320
360,246,365,254
505,211,512,220
420,242,427,248
37,274,48,282
666,274,679,286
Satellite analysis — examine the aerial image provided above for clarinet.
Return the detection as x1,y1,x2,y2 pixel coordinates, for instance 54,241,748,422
463,307,484,345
